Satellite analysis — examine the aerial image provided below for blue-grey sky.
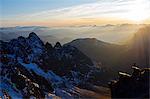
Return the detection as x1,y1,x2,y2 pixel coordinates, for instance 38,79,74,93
1,0,150,27
1,0,97,16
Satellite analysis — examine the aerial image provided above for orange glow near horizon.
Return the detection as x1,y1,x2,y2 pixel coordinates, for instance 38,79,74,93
1,0,150,27
1,17,150,27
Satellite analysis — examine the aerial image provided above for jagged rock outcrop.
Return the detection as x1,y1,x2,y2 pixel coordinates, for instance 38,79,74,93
0,32,100,98
45,42,53,51
109,66,150,98
0,33,56,98
54,42,62,50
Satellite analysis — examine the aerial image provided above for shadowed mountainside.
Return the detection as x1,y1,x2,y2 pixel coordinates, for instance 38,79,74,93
67,27,150,72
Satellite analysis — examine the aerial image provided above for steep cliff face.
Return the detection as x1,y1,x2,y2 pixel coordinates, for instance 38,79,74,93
109,66,150,98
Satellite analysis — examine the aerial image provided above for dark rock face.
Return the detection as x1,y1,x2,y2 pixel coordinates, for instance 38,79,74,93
109,66,150,98
45,42,53,51
0,37,53,98
54,42,62,50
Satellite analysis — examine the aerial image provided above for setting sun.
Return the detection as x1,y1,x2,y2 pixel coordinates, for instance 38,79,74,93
127,0,150,23
1,0,150,27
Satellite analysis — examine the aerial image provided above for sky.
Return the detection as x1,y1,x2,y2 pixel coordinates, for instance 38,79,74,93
1,0,150,27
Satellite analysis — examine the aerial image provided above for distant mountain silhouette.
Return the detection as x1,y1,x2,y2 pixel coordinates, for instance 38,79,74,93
67,38,124,68
67,27,150,72
1,24,148,44
128,26,150,67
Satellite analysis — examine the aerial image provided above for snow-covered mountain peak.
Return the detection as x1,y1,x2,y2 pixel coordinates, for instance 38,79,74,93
0,32,103,98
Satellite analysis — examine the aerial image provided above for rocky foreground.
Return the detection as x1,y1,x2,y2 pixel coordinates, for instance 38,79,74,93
109,66,150,98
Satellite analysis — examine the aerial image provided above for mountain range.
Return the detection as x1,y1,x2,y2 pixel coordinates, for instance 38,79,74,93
1,24,149,44
67,26,150,72
0,26,149,98
0,32,111,98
